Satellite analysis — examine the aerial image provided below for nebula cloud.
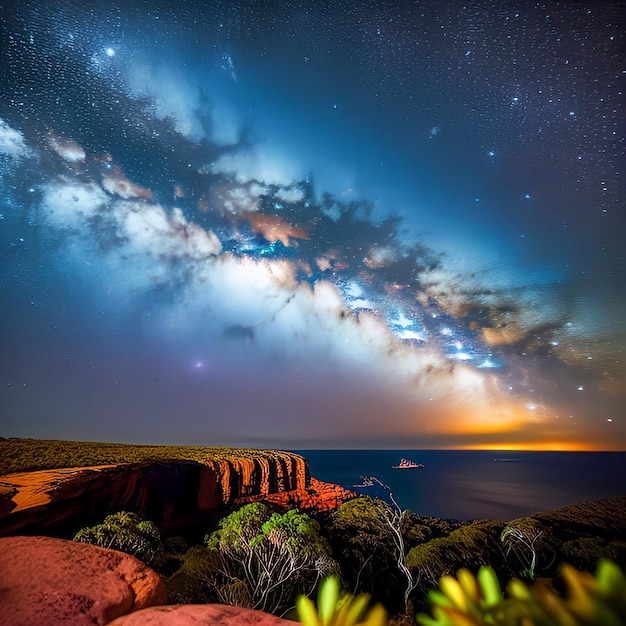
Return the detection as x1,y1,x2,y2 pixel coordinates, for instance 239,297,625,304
1,1,623,449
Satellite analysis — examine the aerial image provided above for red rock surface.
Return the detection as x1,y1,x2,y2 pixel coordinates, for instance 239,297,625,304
0,453,311,535
108,604,291,625
241,477,356,512
0,482,17,516
0,536,167,626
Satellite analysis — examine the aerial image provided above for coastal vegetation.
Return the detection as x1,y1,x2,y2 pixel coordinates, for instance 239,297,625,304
293,561,626,626
71,497,626,624
3,438,626,624
416,560,626,626
168,503,337,616
406,521,505,591
324,496,409,612
0,436,293,475
74,511,163,567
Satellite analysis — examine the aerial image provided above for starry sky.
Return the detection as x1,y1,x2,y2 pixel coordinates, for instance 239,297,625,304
1,0,624,450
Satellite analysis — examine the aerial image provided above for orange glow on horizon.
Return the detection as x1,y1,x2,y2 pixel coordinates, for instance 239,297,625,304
411,394,623,452
440,441,612,452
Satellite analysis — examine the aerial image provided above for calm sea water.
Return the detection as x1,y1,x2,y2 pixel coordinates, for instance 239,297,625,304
291,450,626,521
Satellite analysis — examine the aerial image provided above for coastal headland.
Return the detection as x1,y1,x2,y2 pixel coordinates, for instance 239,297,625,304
0,438,355,536
1,438,625,625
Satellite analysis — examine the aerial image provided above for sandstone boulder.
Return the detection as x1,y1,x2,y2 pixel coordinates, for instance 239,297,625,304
108,604,291,625
0,536,167,626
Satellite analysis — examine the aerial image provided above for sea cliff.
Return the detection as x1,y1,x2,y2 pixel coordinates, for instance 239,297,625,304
0,440,355,536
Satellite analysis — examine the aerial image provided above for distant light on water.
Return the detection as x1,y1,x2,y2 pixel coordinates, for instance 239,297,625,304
295,450,626,521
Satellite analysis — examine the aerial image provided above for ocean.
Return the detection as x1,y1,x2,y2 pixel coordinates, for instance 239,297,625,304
291,450,626,521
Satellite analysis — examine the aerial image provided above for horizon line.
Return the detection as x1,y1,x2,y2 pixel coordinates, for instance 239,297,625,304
2,436,624,453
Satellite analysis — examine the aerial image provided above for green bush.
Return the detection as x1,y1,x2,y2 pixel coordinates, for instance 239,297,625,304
561,537,626,571
325,497,409,613
171,503,338,616
166,545,224,604
407,524,502,592
73,511,162,567
401,512,462,551
500,518,555,580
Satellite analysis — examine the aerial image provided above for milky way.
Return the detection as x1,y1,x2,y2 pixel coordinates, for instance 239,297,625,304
1,0,624,449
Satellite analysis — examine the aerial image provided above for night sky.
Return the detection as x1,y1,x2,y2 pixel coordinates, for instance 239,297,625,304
1,0,624,450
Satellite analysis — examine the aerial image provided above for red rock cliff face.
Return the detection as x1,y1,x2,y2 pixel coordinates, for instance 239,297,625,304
0,452,323,536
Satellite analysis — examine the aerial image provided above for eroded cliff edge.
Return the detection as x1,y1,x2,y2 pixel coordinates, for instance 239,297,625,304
0,447,355,536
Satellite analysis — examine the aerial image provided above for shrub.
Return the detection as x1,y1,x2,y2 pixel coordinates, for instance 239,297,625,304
500,518,555,580
325,497,409,613
73,511,162,567
174,503,338,616
561,537,626,571
400,512,461,551
407,524,502,593
166,545,224,604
